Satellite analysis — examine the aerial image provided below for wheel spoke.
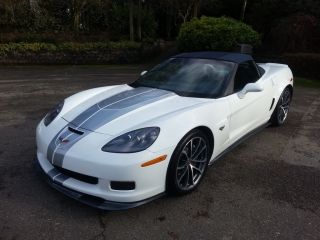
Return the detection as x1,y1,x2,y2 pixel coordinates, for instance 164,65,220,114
283,98,290,105
279,108,285,121
191,158,207,163
191,138,201,158
193,145,206,160
189,164,195,185
177,163,187,170
178,167,188,184
185,165,190,186
181,149,188,159
279,100,289,122
275,89,291,124
191,164,203,174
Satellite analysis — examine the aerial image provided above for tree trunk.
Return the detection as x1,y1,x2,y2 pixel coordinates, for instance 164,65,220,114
73,0,87,33
129,0,134,41
74,11,80,32
29,0,39,13
166,13,172,39
9,0,16,24
137,0,142,41
240,0,248,21
193,0,201,18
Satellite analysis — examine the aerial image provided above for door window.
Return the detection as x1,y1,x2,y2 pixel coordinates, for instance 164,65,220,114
234,61,261,92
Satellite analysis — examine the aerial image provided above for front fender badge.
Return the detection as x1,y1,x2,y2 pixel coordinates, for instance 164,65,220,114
59,136,69,143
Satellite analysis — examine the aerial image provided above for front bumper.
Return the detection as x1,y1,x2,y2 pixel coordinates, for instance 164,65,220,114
36,117,176,210
35,156,165,210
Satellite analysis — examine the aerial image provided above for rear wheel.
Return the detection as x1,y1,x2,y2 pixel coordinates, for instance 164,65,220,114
270,87,292,126
166,129,211,195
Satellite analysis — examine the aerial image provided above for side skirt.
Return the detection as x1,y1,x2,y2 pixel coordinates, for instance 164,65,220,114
209,122,270,166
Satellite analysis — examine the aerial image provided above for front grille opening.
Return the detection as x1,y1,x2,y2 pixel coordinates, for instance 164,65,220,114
55,166,98,184
110,181,135,191
68,126,84,135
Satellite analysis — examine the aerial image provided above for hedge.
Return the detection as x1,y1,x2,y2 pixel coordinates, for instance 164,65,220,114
0,41,165,64
0,41,142,55
177,16,261,52
282,53,320,79
255,53,320,80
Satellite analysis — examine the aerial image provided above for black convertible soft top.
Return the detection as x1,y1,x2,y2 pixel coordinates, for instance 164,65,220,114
173,51,253,64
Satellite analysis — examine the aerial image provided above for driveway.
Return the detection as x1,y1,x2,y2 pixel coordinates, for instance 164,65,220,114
0,65,319,240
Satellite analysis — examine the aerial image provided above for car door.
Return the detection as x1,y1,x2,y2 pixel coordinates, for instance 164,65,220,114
227,61,271,143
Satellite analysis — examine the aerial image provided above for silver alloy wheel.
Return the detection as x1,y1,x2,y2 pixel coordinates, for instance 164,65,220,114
278,89,291,124
176,137,208,191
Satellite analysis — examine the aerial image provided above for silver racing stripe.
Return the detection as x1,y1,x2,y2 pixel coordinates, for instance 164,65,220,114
71,87,153,127
47,87,174,170
47,125,90,167
46,168,69,186
74,88,172,131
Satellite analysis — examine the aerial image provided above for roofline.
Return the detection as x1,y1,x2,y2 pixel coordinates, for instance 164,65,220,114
172,51,253,64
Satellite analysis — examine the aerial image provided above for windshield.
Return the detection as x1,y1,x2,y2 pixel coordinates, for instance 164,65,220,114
131,58,235,98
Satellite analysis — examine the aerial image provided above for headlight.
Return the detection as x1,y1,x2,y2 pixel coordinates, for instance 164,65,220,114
44,101,64,126
102,127,160,153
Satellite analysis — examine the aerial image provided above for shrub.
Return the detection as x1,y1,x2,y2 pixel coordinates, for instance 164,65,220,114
177,16,261,52
0,42,57,54
282,53,320,79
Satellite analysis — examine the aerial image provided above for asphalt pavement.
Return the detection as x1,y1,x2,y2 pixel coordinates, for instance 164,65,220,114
0,65,320,240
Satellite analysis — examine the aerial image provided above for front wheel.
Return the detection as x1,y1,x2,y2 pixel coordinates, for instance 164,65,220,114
166,129,211,195
270,87,292,126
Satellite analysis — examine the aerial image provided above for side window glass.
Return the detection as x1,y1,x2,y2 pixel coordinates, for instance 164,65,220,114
234,61,260,92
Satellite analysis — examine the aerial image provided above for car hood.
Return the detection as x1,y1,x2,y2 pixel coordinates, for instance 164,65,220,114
62,85,204,135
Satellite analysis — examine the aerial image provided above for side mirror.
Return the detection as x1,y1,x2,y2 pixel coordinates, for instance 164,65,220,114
238,82,264,99
140,70,148,76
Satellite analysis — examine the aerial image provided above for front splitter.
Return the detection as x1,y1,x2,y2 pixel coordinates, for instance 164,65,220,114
35,157,165,211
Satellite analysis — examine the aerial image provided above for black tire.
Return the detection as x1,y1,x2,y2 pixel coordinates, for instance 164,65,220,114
270,87,292,126
166,129,211,195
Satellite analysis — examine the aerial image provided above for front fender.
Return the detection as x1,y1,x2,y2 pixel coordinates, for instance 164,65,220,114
144,99,231,160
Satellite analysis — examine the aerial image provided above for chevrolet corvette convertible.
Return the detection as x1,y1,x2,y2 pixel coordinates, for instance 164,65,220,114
36,52,293,210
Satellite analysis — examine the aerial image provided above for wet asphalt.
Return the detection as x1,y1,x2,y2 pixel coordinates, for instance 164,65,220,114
0,65,319,240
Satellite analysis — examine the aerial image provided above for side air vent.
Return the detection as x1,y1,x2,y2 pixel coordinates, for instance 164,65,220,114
270,98,275,110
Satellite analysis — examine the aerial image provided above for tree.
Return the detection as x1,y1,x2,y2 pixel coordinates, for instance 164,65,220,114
193,0,201,18
129,0,134,40
0,0,19,25
72,0,87,32
36,0,71,31
240,0,247,21
174,0,201,23
0,0,34,30
137,0,142,41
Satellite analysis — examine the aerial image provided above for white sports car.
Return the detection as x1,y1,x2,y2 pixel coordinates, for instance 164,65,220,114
36,52,293,210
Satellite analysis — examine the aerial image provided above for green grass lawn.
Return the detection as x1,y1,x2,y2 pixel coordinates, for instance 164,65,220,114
294,77,320,89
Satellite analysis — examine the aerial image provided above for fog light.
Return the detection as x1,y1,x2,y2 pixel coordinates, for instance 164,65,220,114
110,181,135,190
